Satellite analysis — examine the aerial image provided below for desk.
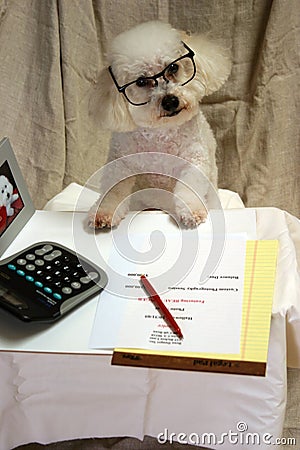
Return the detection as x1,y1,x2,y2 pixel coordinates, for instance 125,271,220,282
0,208,299,450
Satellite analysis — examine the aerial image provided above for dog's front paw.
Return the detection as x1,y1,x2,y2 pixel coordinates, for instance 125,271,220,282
88,206,122,229
178,209,207,228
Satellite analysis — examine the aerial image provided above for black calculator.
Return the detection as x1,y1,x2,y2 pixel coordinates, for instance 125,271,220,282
0,242,108,323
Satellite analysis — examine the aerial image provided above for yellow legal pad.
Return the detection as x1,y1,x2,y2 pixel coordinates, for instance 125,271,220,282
112,240,279,376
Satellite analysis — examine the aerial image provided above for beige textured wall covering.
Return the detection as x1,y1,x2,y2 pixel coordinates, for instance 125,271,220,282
0,0,299,215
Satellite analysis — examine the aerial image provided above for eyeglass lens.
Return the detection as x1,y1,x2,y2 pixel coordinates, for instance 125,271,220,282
125,55,195,105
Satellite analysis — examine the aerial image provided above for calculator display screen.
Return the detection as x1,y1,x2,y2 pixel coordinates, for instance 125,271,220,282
0,285,29,309
0,289,24,305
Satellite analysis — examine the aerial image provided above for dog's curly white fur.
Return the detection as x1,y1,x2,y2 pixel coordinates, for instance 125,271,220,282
89,21,231,228
0,175,19,217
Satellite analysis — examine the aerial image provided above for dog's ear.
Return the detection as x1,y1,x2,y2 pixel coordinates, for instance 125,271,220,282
89,67,136,132
185,34,231,96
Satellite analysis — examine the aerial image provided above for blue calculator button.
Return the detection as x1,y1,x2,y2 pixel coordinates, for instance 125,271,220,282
44,287,52,294
17,270,25,276
35,281,43,288
26,275,34,282
53,293,62,301
7,264,16,271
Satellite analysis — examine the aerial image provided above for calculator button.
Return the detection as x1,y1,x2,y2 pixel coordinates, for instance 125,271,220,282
80,276,91,285
72,271,80,278
62,287,72,295
17,259,27,266
87,271,98,281
53,293,62,301
7,264,16,271
35,245,53,255
26,264,36,271
71,282,81,290
17,270,25,276
35,259,44,266
26,253,35,261
44,287,52,294
35,281,43,288
26,275,34,282
44,250,62,261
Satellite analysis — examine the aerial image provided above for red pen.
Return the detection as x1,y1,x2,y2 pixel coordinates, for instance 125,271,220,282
140,275,183,339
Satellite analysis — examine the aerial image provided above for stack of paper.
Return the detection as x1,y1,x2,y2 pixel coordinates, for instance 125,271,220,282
89,210,278,375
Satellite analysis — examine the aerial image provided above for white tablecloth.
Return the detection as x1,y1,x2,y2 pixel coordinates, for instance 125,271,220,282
0,188,299,449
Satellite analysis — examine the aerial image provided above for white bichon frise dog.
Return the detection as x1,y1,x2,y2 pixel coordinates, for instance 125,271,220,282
88,21,231,229
0,175,19,216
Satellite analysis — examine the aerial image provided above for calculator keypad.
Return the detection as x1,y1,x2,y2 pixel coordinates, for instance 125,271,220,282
7,244,99,302
0,242,107,322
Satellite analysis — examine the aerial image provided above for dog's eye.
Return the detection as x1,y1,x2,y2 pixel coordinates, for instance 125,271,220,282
1,190,3,194
167,63,179,75
135,78,152,88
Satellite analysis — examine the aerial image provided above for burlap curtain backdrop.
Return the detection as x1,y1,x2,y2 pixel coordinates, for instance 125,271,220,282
0,0,299,216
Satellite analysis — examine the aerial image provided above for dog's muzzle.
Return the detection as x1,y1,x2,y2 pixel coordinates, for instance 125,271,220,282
161,95,180,113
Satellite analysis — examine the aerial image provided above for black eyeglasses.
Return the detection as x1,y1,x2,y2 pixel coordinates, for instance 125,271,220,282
108,42,196,106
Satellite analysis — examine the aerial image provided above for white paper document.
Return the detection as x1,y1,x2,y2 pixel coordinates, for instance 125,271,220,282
89,231,247,354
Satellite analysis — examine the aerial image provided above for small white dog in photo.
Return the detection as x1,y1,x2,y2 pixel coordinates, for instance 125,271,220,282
0,175,19,216
89,20,231,229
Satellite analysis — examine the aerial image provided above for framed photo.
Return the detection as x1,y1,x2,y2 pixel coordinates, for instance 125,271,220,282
0,137,35,256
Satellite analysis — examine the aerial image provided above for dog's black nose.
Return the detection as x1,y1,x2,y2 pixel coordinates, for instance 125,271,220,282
161,95,179,112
